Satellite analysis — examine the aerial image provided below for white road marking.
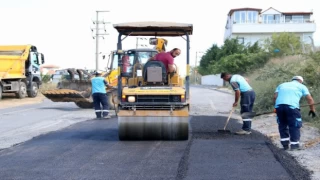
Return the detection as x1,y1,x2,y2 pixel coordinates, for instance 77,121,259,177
0,102,68,116
210,100,216,112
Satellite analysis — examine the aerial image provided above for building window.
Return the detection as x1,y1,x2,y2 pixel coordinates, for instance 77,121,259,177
247,11,258,23
286,15,309,23
292,15,304,23
285,15,292,23
233,11,246,23
237,37,244,44
304,15,311,21
234,11,240,23
240,11,246,23
274,15,280,23
263,14,281,24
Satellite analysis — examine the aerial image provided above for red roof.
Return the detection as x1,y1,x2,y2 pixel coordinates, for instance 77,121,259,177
228,8,262,16
282,12,313,15
40,64,60,68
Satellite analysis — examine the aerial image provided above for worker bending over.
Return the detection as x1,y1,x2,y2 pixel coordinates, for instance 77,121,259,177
91,70,113,119
274,76,316,151
221,72,256,135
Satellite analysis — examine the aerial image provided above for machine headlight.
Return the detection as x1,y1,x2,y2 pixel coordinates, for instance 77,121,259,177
128,96,136,102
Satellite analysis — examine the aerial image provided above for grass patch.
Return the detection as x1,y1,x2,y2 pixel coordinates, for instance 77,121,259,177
40,83,57,92
246,54,320,128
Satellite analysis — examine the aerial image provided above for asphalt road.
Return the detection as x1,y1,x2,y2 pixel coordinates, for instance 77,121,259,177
0,100,94,149
0,86,311,180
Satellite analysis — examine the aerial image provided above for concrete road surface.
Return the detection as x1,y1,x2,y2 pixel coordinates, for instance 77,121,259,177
0,86,311,180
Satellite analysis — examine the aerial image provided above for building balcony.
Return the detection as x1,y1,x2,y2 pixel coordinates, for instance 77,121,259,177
231,20,316,33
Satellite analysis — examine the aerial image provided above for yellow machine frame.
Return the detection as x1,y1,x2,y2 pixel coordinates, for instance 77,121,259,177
113,21,193,140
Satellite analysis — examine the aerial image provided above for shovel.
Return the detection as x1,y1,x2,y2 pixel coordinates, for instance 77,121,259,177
241,102,320,119
241,111,273,119
218,107,235,134
111,94,118,117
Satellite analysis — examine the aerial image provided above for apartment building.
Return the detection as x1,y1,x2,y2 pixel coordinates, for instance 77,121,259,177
224,7,316,46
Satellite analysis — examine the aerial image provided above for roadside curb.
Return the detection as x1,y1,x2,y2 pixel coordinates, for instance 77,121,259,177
212,88,233,95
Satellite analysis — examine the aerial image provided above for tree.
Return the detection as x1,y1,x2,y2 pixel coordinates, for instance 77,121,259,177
263,32,302,56
198,44,220,75
40,73,51,83
217,38,245,59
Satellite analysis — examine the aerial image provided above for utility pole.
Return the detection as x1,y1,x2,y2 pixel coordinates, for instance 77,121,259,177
91,10,110,71
309,36,315,52
195,51,204,85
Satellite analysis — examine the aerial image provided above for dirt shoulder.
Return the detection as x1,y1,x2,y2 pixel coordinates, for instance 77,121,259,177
0,93,45,109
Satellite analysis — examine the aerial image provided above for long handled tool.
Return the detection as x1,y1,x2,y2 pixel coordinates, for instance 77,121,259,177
241,102,320,119
112,94,118,117
218,107,235,134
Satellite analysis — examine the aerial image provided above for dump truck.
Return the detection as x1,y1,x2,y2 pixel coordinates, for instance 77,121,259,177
0,45,45,100
41,38,167,109
112,21,193,140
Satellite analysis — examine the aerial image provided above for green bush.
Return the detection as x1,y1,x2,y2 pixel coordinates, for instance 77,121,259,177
199,32,308,77
41,74,52,83
250,55,320,123
199,32,320,124
211,52,270,74
263,32,303,57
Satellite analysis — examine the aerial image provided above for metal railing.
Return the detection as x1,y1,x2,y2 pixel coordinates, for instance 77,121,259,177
233,19,314,24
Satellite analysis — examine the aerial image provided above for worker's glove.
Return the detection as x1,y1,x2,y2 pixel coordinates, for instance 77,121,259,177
309,110,317,118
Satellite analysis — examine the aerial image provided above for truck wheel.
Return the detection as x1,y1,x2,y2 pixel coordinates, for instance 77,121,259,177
15,82,27,99
27,82,38,98
74,102,94,109
0,85,2,100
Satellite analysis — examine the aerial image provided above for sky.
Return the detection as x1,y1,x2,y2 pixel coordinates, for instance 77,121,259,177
0,0,319,76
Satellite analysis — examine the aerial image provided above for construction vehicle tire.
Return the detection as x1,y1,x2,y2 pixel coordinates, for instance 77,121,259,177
74,102,94,109
27,82,38,98
118,108,189,140
15,82,27,99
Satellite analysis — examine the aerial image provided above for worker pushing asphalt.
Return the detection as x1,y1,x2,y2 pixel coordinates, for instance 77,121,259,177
220,72,256,135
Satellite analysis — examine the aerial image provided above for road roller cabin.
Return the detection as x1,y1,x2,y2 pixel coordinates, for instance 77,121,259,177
112,21,193,140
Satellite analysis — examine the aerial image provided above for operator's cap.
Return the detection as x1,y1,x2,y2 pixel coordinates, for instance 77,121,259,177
292,76,304,82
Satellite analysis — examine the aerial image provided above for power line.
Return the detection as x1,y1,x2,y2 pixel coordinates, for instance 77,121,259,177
91,10,111,71
136,37,149,49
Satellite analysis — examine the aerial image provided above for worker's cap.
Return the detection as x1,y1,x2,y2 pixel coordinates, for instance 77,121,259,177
95,70,103,75
292,76,304,82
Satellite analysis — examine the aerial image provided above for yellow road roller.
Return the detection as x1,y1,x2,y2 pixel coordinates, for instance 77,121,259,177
113,21,193,140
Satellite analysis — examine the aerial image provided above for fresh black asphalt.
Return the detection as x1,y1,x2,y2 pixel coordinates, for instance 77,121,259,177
0,115,311,180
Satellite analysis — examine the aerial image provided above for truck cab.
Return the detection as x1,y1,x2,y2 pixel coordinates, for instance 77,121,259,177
26,45,45,96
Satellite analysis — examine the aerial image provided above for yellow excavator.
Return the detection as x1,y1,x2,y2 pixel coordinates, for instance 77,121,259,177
41,38,167,109
112,21,192,140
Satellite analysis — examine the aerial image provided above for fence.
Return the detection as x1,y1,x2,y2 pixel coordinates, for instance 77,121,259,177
201,74,224,86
